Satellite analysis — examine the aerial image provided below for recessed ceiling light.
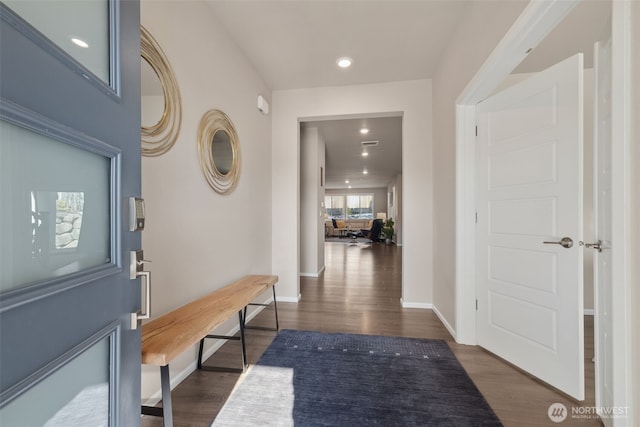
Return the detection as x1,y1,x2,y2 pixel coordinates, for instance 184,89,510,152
336,57,353,69
348,185,352,189
360,128,369,134
71,37,89,48
363,169,368,175
345,179,349,184
361,151,369,157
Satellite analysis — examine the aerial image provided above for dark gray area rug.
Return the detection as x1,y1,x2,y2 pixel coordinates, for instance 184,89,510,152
212,330,502,426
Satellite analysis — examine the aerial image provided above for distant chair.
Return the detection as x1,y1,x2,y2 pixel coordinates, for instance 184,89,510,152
348,219,383,244
328,218,337,237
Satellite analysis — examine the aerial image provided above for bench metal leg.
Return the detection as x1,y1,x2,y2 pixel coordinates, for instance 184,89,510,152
273,286,279,330
141,364,172,427
238,310,248,369
197,285,279,373
160,365,173,427
197,310,247,373
244,286,280,332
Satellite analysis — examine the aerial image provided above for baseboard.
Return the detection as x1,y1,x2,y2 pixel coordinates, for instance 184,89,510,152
141,299,271,405
584,309,594,316
276,294,300,303
300,265,325,278
432,304,457,341
400,299,433,309
398,300,457,341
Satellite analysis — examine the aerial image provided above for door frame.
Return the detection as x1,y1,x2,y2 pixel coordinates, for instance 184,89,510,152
454,0,633,420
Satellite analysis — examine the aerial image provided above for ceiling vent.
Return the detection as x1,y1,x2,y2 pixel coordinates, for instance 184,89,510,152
361,140,379,147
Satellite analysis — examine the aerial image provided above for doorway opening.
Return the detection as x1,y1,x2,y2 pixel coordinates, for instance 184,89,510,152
298,114,403,301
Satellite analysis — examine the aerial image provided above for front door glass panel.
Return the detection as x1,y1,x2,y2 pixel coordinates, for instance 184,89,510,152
0,334,112,426
3,0,111,84
0,120,111,293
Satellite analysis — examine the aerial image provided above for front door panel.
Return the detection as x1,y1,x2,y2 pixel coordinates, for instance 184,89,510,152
0,1,141,424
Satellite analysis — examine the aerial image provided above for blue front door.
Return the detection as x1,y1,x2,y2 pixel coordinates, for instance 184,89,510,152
0,1,142,425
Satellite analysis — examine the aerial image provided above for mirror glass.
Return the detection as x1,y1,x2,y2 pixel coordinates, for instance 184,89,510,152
212,130,233,175
197,109,241,194
140,58,165,128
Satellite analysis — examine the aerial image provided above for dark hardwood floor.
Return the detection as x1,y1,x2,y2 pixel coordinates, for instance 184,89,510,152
142,242,599,427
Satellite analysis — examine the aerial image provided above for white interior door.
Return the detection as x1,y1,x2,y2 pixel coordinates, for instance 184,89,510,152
593,37,614,425
475,53,584,400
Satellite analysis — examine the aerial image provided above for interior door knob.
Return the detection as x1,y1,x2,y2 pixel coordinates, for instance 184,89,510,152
543,237,574,248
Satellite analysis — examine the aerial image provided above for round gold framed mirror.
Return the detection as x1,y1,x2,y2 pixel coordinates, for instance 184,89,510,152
198,110,241,194
141,25,182,156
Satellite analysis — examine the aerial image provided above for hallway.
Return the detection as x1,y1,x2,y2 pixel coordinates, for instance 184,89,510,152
143,242,598,426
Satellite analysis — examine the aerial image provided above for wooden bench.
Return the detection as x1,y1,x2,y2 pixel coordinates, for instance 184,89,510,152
141,274,279,427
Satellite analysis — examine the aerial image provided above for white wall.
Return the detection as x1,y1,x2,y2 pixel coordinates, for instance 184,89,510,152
387,174,403,245
300,127,325,276
272,80,433,305
630,0,640,419
140,1,272,401
317,132,326,273
431,0,528,330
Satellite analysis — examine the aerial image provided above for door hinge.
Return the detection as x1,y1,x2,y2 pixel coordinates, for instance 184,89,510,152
475,211,478,224
475,126,478,137
476,299,478,310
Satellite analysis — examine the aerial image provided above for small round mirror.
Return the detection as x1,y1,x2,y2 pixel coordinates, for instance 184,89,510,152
140,26,182,156
211,130,233,175
198,110,241,194
141,58,165,128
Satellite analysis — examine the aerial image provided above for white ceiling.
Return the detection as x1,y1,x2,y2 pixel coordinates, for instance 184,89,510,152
205,0,611,190
302,116,402,189
207,1,471,91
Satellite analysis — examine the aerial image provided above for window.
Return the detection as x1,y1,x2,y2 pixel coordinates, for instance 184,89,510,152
346,194,373,219
325,194,373,219
325,195,345,219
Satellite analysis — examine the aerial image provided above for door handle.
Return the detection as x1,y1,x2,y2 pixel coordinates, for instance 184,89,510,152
543,237,574,248
579,240,603,252
130,250,151,329
136,270,151,321
130,270,151,329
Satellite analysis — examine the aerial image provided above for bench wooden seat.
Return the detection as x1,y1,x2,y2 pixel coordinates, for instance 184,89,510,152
141,274,279,427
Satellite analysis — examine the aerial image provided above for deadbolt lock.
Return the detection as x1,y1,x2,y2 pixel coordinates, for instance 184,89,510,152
579,240,603,252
